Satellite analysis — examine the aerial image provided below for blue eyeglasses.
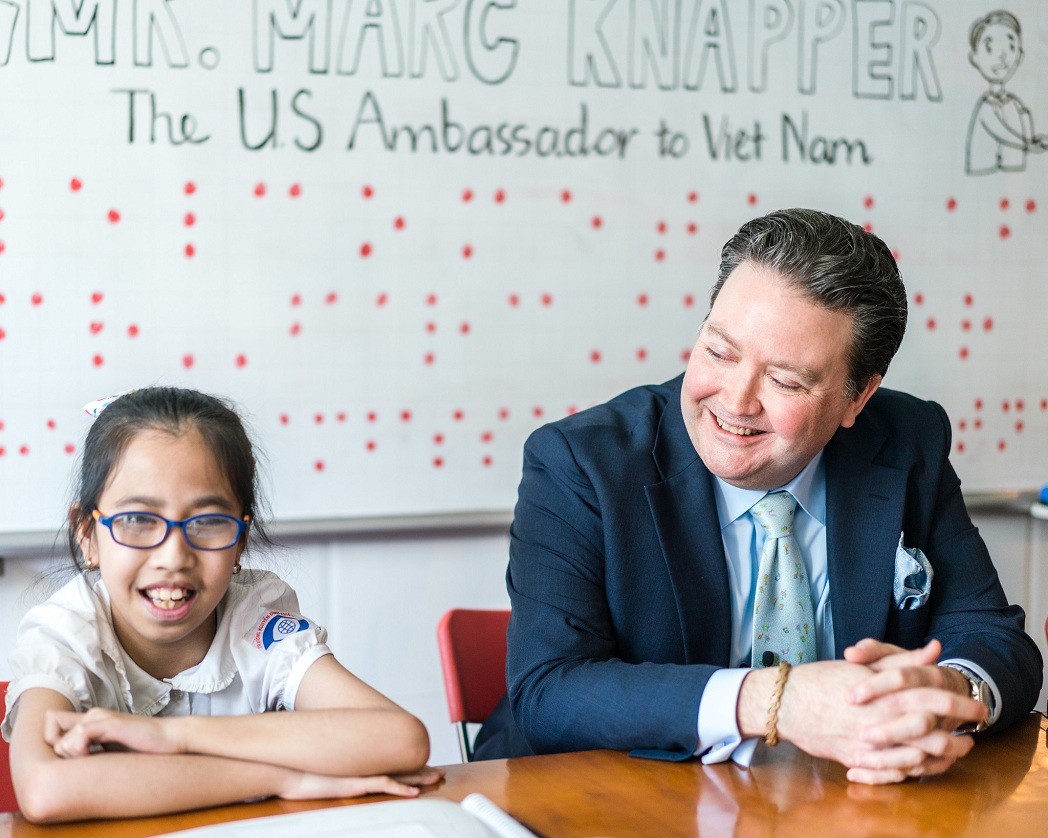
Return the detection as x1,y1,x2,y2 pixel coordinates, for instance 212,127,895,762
92,509,250,551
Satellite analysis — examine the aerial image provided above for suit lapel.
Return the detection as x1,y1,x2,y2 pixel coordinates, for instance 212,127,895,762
825,427,908,657
644,391,733,666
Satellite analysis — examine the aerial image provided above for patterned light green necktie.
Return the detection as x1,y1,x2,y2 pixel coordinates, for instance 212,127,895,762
750,491,817,667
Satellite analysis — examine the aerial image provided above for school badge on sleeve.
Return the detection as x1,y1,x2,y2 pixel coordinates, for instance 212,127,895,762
253,611,312,650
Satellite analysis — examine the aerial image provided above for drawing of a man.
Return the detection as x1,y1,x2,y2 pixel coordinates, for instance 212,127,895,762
965,10,1047,175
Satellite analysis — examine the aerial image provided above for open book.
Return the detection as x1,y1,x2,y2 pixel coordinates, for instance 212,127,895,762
156,794,539,838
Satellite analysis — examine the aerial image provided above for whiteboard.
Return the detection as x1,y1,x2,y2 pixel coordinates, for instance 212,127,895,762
0,0,1045,533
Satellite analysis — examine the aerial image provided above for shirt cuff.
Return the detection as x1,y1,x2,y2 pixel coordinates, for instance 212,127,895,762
696,667,753,764
939,657,1002,727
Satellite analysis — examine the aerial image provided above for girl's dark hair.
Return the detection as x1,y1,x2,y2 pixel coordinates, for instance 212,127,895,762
68,387,272,567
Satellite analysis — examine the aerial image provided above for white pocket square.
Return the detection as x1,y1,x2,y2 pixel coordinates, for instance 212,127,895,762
894,534,933,610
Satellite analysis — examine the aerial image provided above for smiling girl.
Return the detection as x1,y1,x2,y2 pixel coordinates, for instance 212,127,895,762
2,387,440,822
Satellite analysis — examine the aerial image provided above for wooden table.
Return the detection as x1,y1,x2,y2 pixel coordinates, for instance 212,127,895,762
3,713,1047,836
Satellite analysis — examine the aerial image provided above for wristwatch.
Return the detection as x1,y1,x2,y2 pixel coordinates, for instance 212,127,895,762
941,664,992,734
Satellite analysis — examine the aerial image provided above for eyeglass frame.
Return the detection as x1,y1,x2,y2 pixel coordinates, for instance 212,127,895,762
91,508,251,551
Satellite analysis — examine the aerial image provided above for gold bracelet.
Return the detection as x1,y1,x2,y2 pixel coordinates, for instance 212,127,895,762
764,660,792,746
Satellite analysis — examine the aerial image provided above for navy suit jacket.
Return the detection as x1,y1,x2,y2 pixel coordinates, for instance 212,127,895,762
504,375,1041,755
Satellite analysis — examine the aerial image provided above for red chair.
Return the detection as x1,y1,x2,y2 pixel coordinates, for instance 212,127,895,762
1,681,16,813
436,609,511,762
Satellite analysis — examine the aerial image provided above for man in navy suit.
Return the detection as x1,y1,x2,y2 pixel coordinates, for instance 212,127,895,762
490,208,1041,783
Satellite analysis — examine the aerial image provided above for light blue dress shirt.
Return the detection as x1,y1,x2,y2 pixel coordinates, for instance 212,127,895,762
695,453,1000,766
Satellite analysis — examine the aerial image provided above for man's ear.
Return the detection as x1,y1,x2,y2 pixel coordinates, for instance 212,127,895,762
840,375,882,429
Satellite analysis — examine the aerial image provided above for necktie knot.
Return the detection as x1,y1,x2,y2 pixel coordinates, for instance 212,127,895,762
751,491,797,538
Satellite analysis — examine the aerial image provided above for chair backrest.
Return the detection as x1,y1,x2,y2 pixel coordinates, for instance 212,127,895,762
0,681,16,813
436,609,511,726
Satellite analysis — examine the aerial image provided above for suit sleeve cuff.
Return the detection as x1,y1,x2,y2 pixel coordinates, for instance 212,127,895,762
696,667,754,763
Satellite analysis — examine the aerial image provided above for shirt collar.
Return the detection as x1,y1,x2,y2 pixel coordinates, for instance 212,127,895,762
712,451,826,529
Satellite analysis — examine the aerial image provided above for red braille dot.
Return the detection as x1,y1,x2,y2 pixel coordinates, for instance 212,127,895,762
400,410,412,422
127,324,139,338
945,197,956,211
394,216,405,230
0,447,5,456
433,433,444,445
656,221,667,234
747,193,758,205
1016,399,1025,412
926,318,936,330
376,293,387,306
591,216,603,229
459,322,471,335
683,294,694,308
958,419,967,431
498,407,509,421
424,352,435,365
961,319,971,331
367,411,378,422
462,244,473,259
1040,399,1048,411
999,198,1010,211
999,225,1010,239
590,350,602,363
508,293,520,307
494,189,505,203
974,418,983,429
314,413,324,424
366,440,377,451
481,431,494,443
182,354,194,369
959,346,969,360
0,328,4,340
184,243,195,258
92,354,104,367
913,292,924,305
956,441,965,454
291,294,302,306
636,347,648,361
453,409,465,421
963,294,973,306
1015,420,1024,433
532,406,544,418
360,242,373,257
289,322,301,336
541,293,553,306
0,240,5,254
184,181,196,195
974,398,984,411
280,414,290,425
566,405,578,415
336,412,347,423
107,209,120,223
184,212,196,227
325,291,338,304
0,209,4,222
983,317,993,331
686,222,698,235
433,457,444,468
64,443,75,454
70,177,83,191
687,191,698,203
425,293,438,306
681,349,691,363
483,455,493,467
462,188,473,202
891,249,901,262
637,294,648,306
560,189,572,203
362,185,374,198
997,439,1006,452
314,460,324,472
19,445,29,456
236,354,247,367
862,222,873,233
89,321,103,335
46,419,56,430
425,322,436,334
289,183,301,197
654,249,665,262
864,196,874,209
1002,400,1011,412
253,183,266,197
1025,199,1036,213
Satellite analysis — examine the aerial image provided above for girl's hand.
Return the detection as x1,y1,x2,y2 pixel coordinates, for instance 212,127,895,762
279,766,445,801
44,708,184,758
